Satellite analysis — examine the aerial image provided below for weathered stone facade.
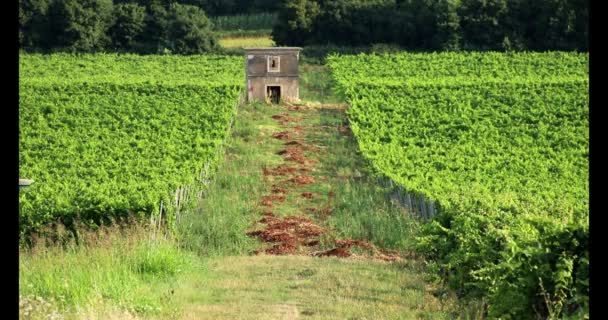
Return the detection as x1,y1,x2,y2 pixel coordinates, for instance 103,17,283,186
244,47,302,103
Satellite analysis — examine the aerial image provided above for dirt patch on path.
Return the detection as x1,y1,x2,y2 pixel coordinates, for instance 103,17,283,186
263,165,299,177
247,102,403,263
276,147,318,165
271,186,289,194
247,215,324,255
272,131,291,140
313,239,403,262
301,192,315,199
248,105,328,256
272,113,301,125
284,140,325,152
289,175,316,185
260,195,286,207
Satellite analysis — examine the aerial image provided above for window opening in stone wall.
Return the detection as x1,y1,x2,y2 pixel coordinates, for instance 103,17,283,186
268,56,280,72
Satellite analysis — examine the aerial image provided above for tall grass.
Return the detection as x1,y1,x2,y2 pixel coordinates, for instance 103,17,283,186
299,64,341,103
306,104,418,252
19,222,200,318
327,178,420,251
176,102,282,256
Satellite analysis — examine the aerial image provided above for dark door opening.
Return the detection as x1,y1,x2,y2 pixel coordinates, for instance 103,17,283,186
267,86,281,104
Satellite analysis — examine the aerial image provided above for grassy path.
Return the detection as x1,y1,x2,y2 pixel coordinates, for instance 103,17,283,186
174,66,457,318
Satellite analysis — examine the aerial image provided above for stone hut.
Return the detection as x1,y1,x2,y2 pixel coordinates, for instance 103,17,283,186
244,47,302,104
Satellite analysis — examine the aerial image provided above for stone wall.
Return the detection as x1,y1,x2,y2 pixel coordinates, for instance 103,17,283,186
244,47,302,103
247,77,299,103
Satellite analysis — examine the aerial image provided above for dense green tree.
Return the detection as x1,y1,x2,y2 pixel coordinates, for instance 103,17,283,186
166,3,218,54
272,0,321,46
19,0,52,49
396,0,437,49
274,0,462,50
502,0,588,51
109,3,146,50
137,1,170,53
272,0,587,51
431,0,461,50
458,0,509,50
18,0,588,53
528,0,588,51
195,0,279,15
315,0,396,46
391,0,461,51
47,0,114,52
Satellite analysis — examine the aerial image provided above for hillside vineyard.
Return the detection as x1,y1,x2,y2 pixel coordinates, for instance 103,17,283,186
19,54,244,236
328,52,589,319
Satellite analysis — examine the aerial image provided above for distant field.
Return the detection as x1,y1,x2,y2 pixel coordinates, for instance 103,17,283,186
19,54,244,237
219,35,275,48
216,29,273,38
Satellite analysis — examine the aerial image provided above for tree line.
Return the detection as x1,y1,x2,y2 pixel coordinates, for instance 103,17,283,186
20,0,588,54
272,0,588,52
18,0,272,54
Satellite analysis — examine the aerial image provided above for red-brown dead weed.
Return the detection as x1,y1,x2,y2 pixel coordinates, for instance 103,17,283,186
318,206,333,219
301,192,315,199
271,186,288,194
285,140,304,147
263,165,298,176
260,195,285,207
247,215,324,255
313,238,403,261
284,140,323,152
338,125,351,134
290,175,316,185
266,243,297,255
314,248,352,258
276,147,304,157
272,114,300,125
288,105,303,111
276,147,312,164
272,131,291,140
336,239,374,250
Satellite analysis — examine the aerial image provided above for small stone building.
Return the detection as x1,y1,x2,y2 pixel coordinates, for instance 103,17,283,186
244,47,302,104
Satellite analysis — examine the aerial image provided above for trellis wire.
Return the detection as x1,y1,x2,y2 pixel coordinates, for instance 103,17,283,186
375,173,438,220
162,90,246,229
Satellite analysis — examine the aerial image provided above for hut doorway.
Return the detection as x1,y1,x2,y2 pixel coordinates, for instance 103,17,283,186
267,86,281,104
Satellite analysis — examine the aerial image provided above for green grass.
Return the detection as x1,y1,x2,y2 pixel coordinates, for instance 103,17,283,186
177,62,422,256
219,35,275,48
296,64,418,251
216,29,273,37
298,105,419,252
176,255,455,319
299,64,342,104
19,223,199,319
176,101,284,256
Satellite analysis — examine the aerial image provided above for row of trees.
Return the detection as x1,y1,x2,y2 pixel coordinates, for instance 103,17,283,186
194,0,280,16
20,0,588,53
272,0,588,51
19,0,218,54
